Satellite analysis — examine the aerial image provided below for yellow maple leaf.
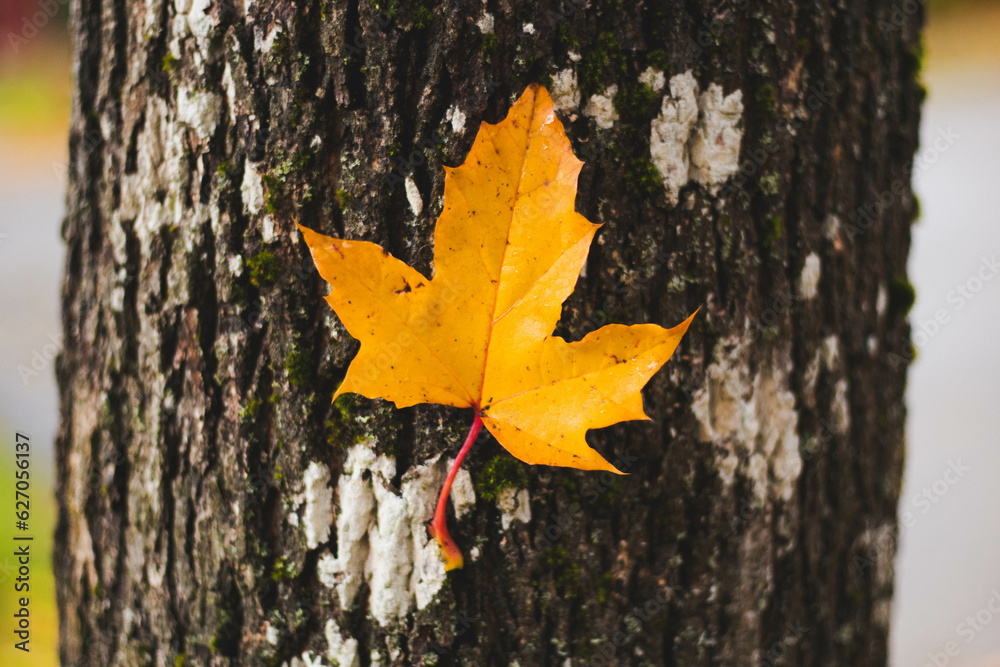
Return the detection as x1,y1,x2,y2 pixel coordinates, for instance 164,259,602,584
298,83,695,569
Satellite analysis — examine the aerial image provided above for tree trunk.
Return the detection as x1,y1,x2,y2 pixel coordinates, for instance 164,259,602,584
56,0,922,665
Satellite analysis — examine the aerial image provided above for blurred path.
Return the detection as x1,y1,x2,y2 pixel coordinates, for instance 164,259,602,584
0,33,69,461
890,3,1000,666
0,32,68,667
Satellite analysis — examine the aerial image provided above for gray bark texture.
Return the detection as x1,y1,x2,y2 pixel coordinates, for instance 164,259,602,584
55,0,923,665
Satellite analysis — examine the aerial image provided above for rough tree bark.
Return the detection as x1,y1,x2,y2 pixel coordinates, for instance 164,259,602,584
56,0,923,665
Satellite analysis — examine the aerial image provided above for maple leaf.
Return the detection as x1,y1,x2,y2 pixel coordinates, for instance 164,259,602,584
298,83,695,569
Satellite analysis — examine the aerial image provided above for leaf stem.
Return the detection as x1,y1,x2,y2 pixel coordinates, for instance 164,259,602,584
429,412,482,571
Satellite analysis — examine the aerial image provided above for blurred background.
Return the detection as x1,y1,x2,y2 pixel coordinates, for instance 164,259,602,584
0,0,68,665
0,1,996,665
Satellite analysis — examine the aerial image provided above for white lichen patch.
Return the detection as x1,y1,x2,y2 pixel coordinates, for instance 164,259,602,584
176,85,221,143
445,105,467,134
650,71,700,205
688,83,744,188
255,24,282,54
551,68,581,115
110,284,125,312
302,461,334,549
262,216,277,243
240,161,277,242
412,537,448,611
404,458,456,609
691,339,802,501
241,163,265,216
265,621,281,646
496,487,532,530
323,444,450,626
638,66,666,93
448,462,476,519
799,252,821,299
756,374,802,502
404,176,423,217
523,22,535,35
285,652,327,667
317,551,338,588
181,0,217,47
223,62,238,125
328,445,377,607
476,12,494,33
690,341,757,447
125,96,195,252
584,85,619,130
325,618,360,667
